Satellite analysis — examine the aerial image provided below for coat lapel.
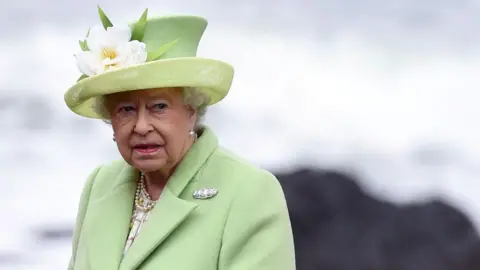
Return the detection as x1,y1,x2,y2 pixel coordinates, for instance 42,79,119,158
119,187,198,269
86,165,138,270
120,126,219,269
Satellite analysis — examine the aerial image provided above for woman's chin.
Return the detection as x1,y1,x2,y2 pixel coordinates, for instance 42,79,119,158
132,158,167,172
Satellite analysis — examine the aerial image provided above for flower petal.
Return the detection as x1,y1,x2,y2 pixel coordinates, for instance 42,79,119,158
106,24,132,46
75,51,104,76
86,25,107,52
117,40,147,67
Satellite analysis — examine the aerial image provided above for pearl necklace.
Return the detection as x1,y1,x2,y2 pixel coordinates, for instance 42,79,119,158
134,172,157,212
124,173,157,257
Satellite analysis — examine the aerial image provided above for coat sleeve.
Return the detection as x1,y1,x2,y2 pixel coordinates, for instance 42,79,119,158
218,169,296,270
67,165,102,270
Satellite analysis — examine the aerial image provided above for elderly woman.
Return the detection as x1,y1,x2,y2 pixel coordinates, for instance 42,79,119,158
65,7,295,270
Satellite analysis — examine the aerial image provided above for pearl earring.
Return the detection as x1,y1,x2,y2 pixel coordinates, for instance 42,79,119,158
113,136,116,142
189,129,198,141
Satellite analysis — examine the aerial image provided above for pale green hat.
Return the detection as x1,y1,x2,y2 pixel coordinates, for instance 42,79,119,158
64,7,234,119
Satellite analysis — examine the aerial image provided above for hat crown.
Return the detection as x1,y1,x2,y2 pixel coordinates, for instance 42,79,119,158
136,15,207,59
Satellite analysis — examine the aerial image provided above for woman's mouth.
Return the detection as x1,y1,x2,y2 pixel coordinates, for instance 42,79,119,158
133,144,162,154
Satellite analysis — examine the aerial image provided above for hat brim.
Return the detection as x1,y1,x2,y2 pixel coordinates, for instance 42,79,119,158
64,57,234,119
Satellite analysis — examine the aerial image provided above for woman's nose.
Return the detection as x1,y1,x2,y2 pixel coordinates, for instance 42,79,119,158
133,107,154,135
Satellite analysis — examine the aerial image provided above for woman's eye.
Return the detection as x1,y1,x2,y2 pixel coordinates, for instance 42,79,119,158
117,105,135,113
152,103,168,111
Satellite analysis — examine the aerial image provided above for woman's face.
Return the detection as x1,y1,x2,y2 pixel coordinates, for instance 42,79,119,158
105,87,197,174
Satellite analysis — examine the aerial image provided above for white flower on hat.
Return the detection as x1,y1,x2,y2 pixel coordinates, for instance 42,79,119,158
73,6,178,81
75,24,147,76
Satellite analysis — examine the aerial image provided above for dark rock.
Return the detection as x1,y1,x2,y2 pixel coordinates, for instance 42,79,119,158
274,167,480,270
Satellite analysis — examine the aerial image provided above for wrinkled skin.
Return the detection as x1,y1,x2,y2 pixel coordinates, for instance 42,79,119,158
105,87,197,198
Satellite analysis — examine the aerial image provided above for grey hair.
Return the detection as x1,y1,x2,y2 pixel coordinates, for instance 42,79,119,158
93,87,210,128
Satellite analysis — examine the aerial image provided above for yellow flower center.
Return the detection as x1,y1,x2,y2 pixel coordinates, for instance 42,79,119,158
101,47,118,60
101,47,119,69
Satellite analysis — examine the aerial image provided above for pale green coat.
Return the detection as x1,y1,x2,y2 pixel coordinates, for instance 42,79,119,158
68,127,296,270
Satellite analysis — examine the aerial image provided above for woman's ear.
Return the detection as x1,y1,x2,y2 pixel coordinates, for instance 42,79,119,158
187,105,198,124
190,106,197,117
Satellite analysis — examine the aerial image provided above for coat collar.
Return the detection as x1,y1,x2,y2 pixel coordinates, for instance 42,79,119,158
86,126,219,270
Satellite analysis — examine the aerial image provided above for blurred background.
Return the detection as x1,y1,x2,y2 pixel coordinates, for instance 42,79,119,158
1,0,480,269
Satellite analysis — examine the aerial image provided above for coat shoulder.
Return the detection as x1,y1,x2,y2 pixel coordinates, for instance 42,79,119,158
205,146,280,189
83,159,131,194
97,159,129,174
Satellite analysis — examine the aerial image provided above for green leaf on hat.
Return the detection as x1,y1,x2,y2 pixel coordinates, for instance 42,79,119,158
79,40,89,51
147,39,179,61
131,8,148,41
78,28,91,51
97,5,113,30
